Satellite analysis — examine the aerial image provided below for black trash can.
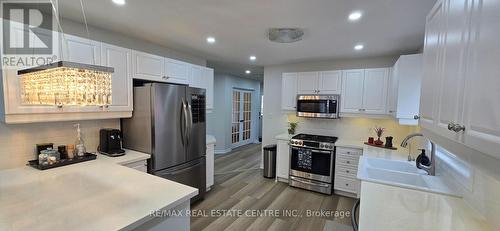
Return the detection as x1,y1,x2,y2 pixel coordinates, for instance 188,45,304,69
263,144,277,178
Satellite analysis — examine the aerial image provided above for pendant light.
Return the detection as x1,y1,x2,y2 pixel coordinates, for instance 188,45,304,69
18,0,114,107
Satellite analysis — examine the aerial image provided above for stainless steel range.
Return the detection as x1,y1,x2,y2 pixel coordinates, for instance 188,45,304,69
289,134,337,194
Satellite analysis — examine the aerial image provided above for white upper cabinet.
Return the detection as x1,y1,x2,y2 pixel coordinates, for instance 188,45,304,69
387,67,398,116
341,69,365,113
101,43,133,112
281,73,298,110
419,0,500,159
462,0,500,159
189,65,214,110
165,58,189,84
318,71,342,94
363,68,389,114
297,71,341,94
297,72,319,94
420,0,445,130
203,67,214,110
132,51,164,81
341,68,389,115
61,34,100,65
392,54,423,125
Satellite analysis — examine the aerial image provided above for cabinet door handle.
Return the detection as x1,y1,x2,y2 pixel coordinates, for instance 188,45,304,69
345,183,349,186
346,170,350,173
447,122,455,131
346,161,351,164
414,115,420,120
449,122,466,133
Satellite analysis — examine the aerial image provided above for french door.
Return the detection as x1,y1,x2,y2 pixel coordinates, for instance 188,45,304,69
231,89,253,147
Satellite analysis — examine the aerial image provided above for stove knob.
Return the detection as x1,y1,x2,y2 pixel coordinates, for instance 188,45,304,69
320,144,325,148
327,145,333,149
292,141,297,145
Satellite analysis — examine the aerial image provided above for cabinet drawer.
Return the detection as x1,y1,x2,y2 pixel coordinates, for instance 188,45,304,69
334,176,359,193
336,147,362,156
336,154,360,166
335,164,357,178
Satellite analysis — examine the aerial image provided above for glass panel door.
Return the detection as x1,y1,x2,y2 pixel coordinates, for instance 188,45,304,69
231,89,253,147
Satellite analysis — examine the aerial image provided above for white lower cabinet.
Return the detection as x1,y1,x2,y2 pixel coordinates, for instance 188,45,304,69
334,147,362,197
122,160,148,173
206,143,215,190
276,140,290,181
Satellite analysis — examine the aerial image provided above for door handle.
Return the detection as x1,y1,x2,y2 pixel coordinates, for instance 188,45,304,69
186,100,193,146
239,120,244,122
181,99,189,146
290,176,330,188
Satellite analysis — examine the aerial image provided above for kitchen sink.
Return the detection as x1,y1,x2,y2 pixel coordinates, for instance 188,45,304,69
357,156,461,197
362,157,426,175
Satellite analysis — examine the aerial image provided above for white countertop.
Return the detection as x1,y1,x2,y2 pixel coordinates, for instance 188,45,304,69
98,149,151,165
0,153,198,231
206,135,216,145
358,144,494,231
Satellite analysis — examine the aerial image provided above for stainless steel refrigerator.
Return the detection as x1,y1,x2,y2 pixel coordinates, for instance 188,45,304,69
121,83,206,202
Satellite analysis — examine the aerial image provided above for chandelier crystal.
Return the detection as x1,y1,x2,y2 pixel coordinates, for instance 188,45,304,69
18,61,114,106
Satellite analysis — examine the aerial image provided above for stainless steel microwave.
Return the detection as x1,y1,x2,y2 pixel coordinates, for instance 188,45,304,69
296,95,340,119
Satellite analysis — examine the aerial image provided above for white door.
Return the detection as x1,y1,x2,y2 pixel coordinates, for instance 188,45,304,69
231,89,253,147
61,34,100,65
341,69,365,113
132,51,164,81
363,68,389,114
434,0,471,139
462,0,500,159
318,71,342,94
420,0,445,130
101,43,133,112
297,72,319,94
281,73,298,110
165,58,189,84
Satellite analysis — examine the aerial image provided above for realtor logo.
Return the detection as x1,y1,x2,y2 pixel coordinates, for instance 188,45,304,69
2,2,53,55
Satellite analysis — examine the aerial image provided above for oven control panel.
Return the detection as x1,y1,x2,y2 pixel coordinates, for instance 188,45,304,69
290,139,335,151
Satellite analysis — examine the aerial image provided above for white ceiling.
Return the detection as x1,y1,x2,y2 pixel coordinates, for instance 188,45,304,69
58,0,436,80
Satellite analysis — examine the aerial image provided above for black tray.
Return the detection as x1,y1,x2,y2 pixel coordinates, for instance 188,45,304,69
27,153,97,170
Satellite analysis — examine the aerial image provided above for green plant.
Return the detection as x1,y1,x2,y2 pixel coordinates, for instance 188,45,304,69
288,122,298,135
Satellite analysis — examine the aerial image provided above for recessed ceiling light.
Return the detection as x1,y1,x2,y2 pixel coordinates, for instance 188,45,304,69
206,37,216,44
354,44,364,50
249,56,257,61
348,11,363,21
245,70,251,74
112,0,126,5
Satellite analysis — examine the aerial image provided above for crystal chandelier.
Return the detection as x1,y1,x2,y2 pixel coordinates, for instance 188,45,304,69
18,61,114,107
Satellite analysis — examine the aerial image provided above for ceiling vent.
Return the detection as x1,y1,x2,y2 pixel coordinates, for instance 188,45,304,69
268,28,304,43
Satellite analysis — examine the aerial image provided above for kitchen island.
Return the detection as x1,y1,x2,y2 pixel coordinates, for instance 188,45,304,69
0,155,198,231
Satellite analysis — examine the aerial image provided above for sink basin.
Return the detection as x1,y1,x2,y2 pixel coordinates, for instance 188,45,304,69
364,168,428,188
362,157,425,174
357,156,461,197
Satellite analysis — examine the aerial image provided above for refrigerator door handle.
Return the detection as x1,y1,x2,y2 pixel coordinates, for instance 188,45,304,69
180,99,188,146
186,100,193,146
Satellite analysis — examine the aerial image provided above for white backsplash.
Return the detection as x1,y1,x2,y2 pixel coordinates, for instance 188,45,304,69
0,119,120,170
287,114,418,145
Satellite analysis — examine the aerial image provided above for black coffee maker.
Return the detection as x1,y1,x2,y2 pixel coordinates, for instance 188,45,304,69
99,129,125,157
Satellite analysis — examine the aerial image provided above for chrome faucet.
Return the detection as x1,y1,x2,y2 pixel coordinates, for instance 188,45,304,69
400,133,436,176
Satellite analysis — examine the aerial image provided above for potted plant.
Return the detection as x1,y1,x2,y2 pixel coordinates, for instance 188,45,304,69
374,127,385,145
288,122,298,135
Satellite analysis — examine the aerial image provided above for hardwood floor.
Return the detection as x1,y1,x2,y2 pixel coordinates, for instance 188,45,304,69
191,144,356,231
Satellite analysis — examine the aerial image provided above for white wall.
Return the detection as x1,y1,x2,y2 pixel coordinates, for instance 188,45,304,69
262,55,400,149
210,73,262,153
0,119,119,170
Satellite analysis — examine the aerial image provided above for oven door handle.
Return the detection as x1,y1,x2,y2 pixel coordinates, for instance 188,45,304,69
290,176,330,188
290,146,332,154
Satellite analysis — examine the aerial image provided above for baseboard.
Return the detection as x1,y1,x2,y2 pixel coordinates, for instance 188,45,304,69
214,148,232,154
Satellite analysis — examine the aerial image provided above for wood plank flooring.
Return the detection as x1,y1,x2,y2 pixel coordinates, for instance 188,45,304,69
191,144,356,231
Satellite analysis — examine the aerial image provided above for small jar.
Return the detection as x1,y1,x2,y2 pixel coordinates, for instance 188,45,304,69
38,153,49,166
41,148,60,164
